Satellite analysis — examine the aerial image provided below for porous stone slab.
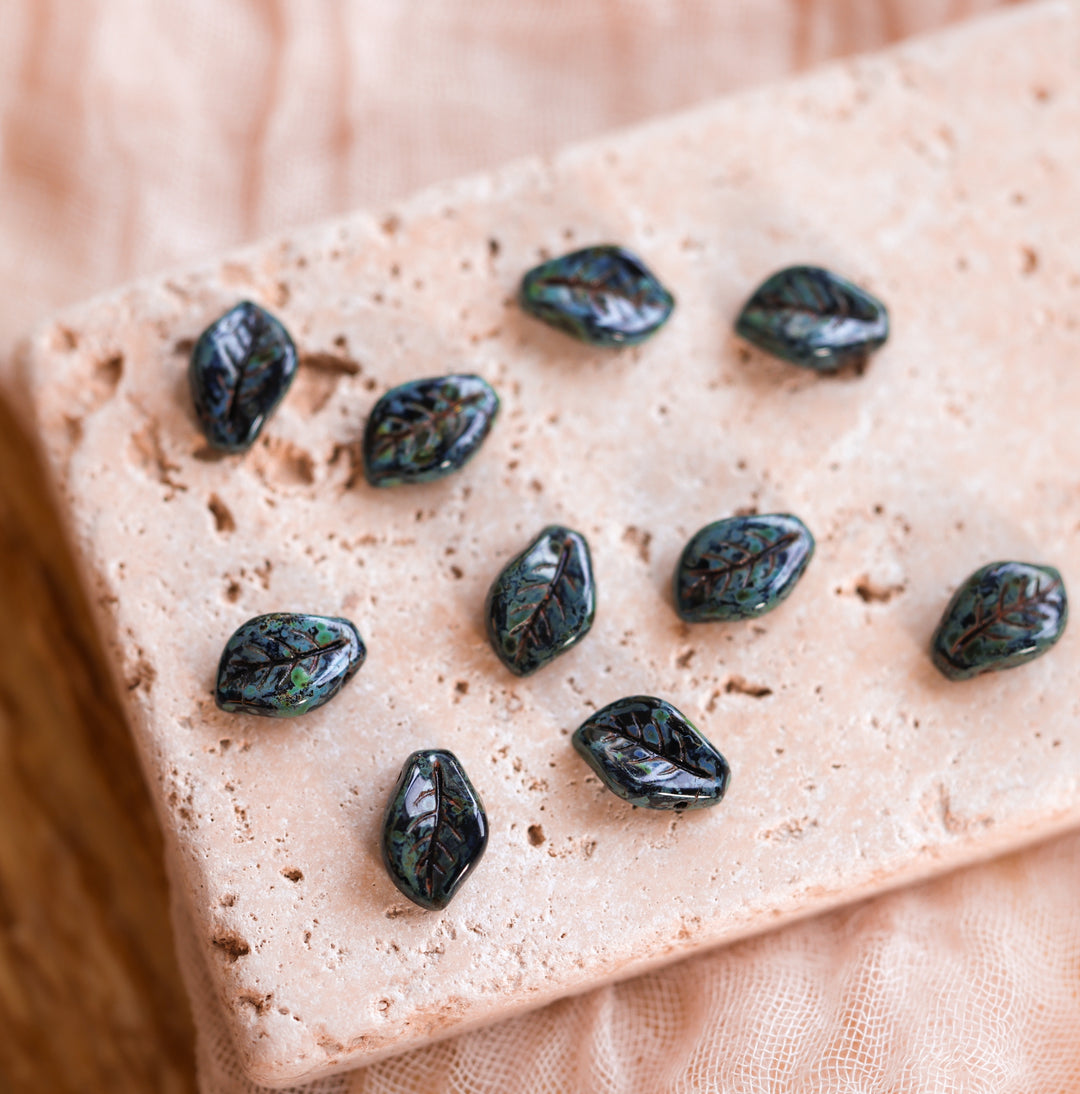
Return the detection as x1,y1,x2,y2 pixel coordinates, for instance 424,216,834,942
9,2,1080,1083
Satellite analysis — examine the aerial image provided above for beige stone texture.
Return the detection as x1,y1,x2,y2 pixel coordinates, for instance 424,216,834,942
8,2,1080,1084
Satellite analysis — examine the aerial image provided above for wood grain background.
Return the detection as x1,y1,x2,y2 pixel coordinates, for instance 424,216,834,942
0,399,196,1092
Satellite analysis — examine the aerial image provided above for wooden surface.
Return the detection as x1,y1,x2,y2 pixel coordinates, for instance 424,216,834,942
0,395,196,1093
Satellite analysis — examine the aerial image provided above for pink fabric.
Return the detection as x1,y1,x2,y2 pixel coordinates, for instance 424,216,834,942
10,3,1080,1091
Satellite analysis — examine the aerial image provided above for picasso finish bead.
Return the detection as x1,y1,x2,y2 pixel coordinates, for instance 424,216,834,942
573,696,730,811
931,561,1067,681
519,245,675,346
485,525,596,676
215,613,365,717
382,750,488,911
363,374,499,487
735,266,888,371
190,301,299,452
675,514,814,622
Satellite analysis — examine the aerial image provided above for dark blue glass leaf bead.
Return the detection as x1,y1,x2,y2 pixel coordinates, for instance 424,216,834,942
573,696,730,811
675,513,814,623
735,266,888,372
382,749,488,911
215,613,365,717
189,301,299,452
519,245,675,346
485,525,596,676
931,561,1068,681
363,374,499,487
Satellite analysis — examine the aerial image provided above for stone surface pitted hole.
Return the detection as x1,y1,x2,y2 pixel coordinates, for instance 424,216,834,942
208,494,236,533
212,933,251,962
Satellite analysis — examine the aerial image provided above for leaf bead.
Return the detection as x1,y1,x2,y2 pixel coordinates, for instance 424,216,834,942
573,696,730,811
215,613,365,717
485,525,596,676
363,374,499,487
735,266,888,372
382,750,488,911
931,561,1068,681
519,245,675,346
675,514,814,623
190,301,299,452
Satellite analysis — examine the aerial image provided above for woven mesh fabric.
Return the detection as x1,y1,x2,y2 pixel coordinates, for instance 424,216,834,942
11,3,1080,1091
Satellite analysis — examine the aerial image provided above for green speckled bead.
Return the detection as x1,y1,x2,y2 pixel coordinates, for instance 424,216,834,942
573,696,730,811
519,245,674,346
363,374,499,487
381,750,488,911
675,513,814,622
485,525,596,676
735,266,888,371
931,561,1067,680
215,613,365,717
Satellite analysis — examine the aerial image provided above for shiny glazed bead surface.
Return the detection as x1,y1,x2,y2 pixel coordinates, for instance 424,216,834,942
485,525,595,676
363,374,499,487
519,245,674,346
931,561,1067,680
735,265,888,371
215,613,365,717
381,749,488,911
573,696,730,810
190,301,298,452
675,513,815,622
